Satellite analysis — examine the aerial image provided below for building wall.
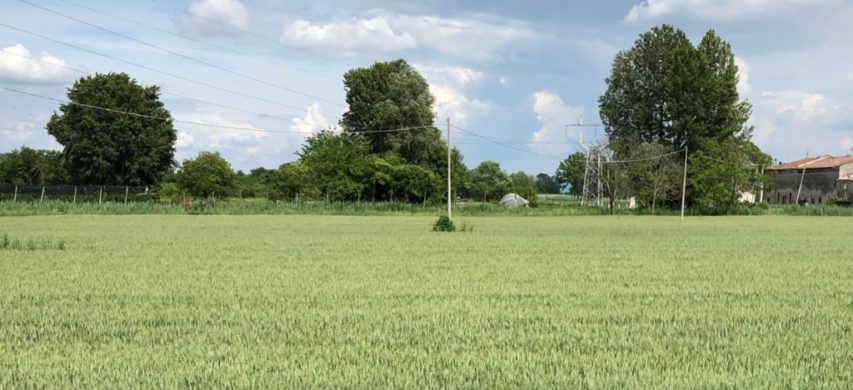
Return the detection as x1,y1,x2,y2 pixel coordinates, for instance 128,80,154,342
839,163,853,180
766,168,839,205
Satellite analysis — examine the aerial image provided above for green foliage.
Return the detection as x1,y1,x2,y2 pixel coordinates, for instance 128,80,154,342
599,25,766,208
0,147,68,185
298,131,371,201
176,151,236,198
432,215,455,232
690,139,772,214
535,173,560,194
46,73,176,186
390,164,441,204
271,162,316,201
156,182,179,200
235,168,275,198
623,143,682,212
556,152,586,196
466,161,510,202
341,59,441,166
509,171,538,206
1,216,852,387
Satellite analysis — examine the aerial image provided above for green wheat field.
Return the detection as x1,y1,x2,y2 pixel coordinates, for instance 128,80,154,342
1,215,851,387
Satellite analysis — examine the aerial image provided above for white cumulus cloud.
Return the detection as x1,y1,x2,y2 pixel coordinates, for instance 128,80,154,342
430,84,489,126
531,91,583,154
175,131,195,149
735,57,751,97
624,0,827,23
184,0,249,36
414,64,483,87
0,44,73,83
282,17,416,57
280,12,535,61
759,90,831,120
290,103,331,135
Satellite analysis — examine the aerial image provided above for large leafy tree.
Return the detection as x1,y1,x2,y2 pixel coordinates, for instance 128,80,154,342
599,25,767,212
298,131,373,201
176,151,236,198
556,152,587,196
535,173,560,194
340,59,443,166
509,171,538,204
466,161,511,203
46,73,176,186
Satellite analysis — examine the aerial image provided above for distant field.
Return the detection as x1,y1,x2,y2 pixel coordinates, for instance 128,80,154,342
1,215,851,387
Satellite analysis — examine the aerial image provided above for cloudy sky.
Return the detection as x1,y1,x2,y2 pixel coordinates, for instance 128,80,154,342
1,0,852,175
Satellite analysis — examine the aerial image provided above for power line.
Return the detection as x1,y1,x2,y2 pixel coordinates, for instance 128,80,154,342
56,0,338,82
146,0,348,66
0,21,316,114
451,125,566,160
18,0,345,107
1,86,431,136
0,46,307,122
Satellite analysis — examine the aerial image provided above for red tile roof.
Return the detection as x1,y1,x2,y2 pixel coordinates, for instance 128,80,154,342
768,155,853,171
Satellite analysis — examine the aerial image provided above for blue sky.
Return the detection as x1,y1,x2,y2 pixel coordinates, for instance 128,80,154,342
1,0,852,176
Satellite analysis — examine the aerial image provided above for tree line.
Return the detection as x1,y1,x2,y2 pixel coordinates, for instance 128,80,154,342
0,60,555,204
1,25,772,213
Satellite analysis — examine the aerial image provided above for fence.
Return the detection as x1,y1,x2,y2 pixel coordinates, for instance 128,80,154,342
0,184,151,203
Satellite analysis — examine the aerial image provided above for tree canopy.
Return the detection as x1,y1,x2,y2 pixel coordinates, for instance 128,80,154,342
340,59,444,167
598,25,770,213
176,151,236,198
46,72,176,186
0,147,67,186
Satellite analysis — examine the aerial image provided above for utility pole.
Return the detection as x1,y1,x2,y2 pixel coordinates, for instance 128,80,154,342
681,146,688,222
796,166,807,206
446,118,452,221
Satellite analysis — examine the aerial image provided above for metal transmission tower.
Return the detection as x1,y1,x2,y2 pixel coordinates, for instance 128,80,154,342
567,122,608,207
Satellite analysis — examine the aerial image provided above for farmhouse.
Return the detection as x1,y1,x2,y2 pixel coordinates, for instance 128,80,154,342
766,155,853,205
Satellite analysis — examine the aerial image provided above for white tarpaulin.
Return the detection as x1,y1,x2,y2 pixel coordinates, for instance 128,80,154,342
500,193,529,208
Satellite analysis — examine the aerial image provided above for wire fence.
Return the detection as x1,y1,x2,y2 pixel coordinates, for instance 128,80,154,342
0,184,152,203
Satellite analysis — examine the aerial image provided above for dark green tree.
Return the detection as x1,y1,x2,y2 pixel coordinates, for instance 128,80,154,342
298,131,372,201
535,173,560,194
271,162,318,201
0,147,67,185
466,161,510,202
509,171,538,205
46,73,176,186
623,143,681,213
340,59,443,166
556,152,587,196
176,151,236,198
599,25,766,211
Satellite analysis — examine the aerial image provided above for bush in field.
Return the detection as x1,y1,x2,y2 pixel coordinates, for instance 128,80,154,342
176,152,236,198
432,215,455,232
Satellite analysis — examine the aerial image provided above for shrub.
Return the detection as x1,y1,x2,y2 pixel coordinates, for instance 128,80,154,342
432,216,456,232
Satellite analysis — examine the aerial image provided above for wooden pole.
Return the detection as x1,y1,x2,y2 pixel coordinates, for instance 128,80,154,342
124,186,129,204
680,146,688,222
13,186,18,202
795,166,807,206
758,166,765,203
98,187,103,205
73,187,77,203
446,117,452,221
40,186,45,202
